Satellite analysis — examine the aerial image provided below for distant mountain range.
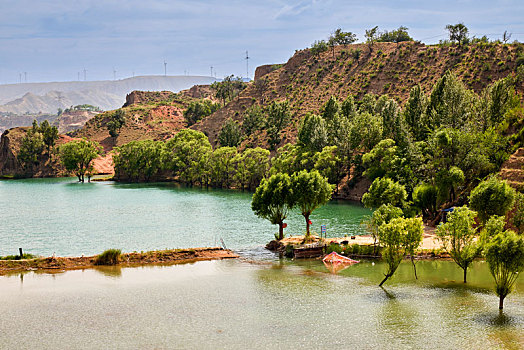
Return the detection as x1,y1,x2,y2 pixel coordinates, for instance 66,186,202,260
0,75,218,114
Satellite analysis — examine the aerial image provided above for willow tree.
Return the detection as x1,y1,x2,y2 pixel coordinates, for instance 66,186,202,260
485,231,524,309
364,203,403,255
292,170,333,239
251,173,295,240
436,206,481,283
378,217,423,286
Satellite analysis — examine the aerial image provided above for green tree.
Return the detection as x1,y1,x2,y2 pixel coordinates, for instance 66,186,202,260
266,101,291,150
330,28,357,46
184,99,220,126
404,217,424,279
18,129,45,174
297,114,328,152
234,147,270,190
358,93,377,114
426,71,475,129
113,140,166,182
378,217,423,286
59,139,101,182
511,193,524,234
483,78,520,127
377,26,413,43
362,177,407,209
436,206,481,283
270,144,299,175
365,26,379,52
310,40,329,55
242,105,265,136
347,112,382,151
211,75,246,106
167,129,212,186
435,166,465,204
218,118,242,147
38,120,59,155
291,170,333,239
209,147,237,188
485,230,524,309
107,109,126,138
403,85,428,141
252,173,295,240
364,204,403,255
313,146,344,190
469,177,516,224
362,139,398,180
412,183,438,221
445,23,469,45
341,95,356,119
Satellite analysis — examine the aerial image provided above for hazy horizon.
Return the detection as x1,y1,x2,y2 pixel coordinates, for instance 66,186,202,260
1,0,523,84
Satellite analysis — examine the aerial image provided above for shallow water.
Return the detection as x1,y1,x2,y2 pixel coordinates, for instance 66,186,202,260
0,260,522,349
1,178,523,349
0,178,370,256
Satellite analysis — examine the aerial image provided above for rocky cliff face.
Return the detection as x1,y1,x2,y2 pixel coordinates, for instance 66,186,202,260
0,128,24,177
0,127,69,178
0,127,112,178
55,110,99,134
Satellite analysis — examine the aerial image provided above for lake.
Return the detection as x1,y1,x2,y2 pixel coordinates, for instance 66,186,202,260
0,178,523,349
0,178,370,257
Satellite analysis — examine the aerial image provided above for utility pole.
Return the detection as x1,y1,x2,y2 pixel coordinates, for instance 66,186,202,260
164,61,167,76
113,67,116,80
210,66,213,77
24,72,27,83
83,68,87,81
245,50,249,80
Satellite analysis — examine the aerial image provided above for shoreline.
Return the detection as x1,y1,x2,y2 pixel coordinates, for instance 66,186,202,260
0,247,239,276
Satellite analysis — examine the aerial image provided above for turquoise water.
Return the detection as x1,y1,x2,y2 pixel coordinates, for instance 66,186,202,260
0,178,370,257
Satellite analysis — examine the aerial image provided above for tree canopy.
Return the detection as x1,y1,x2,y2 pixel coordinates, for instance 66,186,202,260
59,139,101,182
252,173,295,240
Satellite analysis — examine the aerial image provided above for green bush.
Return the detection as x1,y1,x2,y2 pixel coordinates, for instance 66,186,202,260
0,253,37,260
326,243,343,254
95,249,122,266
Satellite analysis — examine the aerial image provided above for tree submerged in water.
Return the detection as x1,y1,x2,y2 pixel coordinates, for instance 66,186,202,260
59,139,101,182
485,230,524,310
378,217,423,286
251,173,295,240
436,206,481,283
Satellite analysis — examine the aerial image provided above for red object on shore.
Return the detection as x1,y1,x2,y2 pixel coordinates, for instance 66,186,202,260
308,220,312,225
322,252,360,264
283,223,287,228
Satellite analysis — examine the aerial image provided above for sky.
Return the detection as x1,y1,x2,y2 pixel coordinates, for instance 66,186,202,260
0,0,523,84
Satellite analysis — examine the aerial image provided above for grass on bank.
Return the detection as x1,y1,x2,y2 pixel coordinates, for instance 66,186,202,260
95,249,121,265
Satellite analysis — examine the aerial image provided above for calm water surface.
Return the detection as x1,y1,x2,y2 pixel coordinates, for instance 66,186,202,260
0,178,370,256
0,260,522,349
0,178,523,349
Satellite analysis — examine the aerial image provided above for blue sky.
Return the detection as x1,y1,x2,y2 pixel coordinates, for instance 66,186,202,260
0,0,523,83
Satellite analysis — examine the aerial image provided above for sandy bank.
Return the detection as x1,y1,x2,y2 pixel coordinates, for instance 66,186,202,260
0,247,238,275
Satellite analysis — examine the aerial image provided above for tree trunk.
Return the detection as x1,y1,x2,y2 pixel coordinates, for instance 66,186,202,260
411,256,418,279
305,214,310,238
379,274,390,287
463,267,467,283
499,294,505,310
278,223,284,240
